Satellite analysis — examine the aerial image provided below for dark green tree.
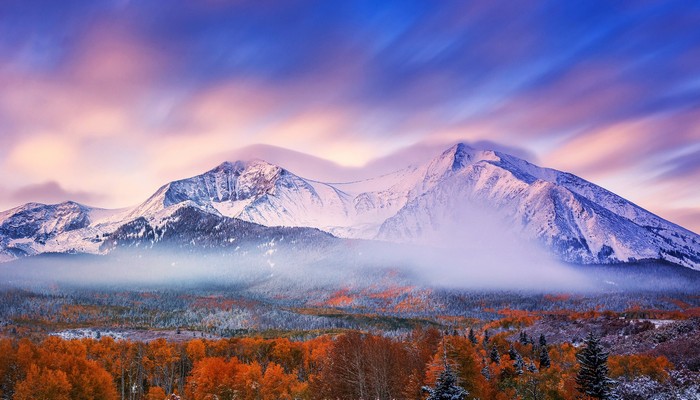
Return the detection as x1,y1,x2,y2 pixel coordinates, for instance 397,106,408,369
508,344,518,360
539,345,551,369
513,353,524,375
519,331,528,345
422,363,468,400
423,337,468,400
468,328,478,345
489,346,500,364
575,332,616,399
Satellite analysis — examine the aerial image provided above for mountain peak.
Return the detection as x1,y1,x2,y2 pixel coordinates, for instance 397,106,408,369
211,158,281,174
431,142,500,173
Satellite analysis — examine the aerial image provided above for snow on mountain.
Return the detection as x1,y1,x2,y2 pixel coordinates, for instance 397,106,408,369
131,160,355,230
376,144,700,268
1,143,699,270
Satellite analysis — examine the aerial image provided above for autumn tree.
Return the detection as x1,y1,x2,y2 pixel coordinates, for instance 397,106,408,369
312,332,412,400
187,356,242,400
14,364,72,400
144,386,167,400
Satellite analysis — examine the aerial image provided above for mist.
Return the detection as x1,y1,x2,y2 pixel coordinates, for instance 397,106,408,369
1,197,697,293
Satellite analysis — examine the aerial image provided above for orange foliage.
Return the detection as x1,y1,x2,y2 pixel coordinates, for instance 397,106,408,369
14,364,72,400
187,356,243,400
543,293,572,302
325,289,356,307
0,325,682,400
144,386,167,400
609,354,673,382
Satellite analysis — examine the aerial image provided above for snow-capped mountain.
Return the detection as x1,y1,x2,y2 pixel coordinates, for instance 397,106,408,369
1,143,699,269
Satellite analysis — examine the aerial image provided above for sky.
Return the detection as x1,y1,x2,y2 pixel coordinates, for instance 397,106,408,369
0,0,699,233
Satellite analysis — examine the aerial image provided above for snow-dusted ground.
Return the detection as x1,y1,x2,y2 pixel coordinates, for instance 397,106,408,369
50,328,219,342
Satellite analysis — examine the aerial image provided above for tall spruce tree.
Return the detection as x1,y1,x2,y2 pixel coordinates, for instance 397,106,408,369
423,337,469,400
468,328,478,345
422,364,469,400
519,331,528,345
489,345,501,364
539,345,551,369
575,332,616,399
513,353,525,375
509,344,519,360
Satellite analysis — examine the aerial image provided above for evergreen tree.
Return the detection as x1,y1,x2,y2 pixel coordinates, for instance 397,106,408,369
519,331,528,345
482,330,490,348
527,361,537,373
422,333,469,400
422,364,468,400
513,353,524,375
468,328,478,345
539,334,547,347
539,345,551,370
480,359,491,381
508,344,518,360
575,332,616,399
489,346,500,364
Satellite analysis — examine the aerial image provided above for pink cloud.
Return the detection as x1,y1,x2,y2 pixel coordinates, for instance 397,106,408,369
4,181,103,206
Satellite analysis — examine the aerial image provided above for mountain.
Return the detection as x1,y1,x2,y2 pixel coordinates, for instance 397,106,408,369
1,143,699,270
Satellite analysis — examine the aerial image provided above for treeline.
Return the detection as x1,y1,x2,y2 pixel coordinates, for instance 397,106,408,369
0,328,673,400
2,287,697,338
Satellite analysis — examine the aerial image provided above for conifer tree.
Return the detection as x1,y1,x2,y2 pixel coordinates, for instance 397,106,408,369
423,337,469,400
480,358,491,381
519,331,528,345
468,328,478,345
539,345,551,370
513,353,524,375
489,346,500,364
539,334,547,347
482,329,490,347
527,361,537,373
422,364,469,400
508,344,518,360
575,332,616,399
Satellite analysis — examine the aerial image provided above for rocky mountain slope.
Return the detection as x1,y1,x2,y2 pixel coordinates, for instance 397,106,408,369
1,143,699,269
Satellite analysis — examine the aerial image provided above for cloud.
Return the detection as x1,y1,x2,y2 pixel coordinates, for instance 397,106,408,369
659,149,700,181
0,0,698,232
3,181,102,207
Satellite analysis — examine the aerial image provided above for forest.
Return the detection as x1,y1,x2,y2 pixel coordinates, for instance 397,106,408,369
1,282,699,399
0,324,693,400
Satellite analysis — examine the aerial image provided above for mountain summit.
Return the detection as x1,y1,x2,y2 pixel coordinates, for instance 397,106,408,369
1,143,699,269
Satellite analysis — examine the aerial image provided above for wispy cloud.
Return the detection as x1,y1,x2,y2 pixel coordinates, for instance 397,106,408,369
0,0,698,232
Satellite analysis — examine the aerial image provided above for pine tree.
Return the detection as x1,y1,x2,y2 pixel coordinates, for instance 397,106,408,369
575,332,616,399
422,363,469,400
489,346,500,364
539,334,547,347
468,328,478,345
513,353,524,375
519,331,528,345
539,345,551,370
527,361,537,373
482,330,490,348
508,344,518,360
480,358,491,381
422,334,469,400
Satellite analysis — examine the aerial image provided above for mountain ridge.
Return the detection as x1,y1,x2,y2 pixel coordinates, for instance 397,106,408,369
1,143,699,269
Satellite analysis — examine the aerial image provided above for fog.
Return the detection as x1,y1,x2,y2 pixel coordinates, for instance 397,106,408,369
1,199,698,293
